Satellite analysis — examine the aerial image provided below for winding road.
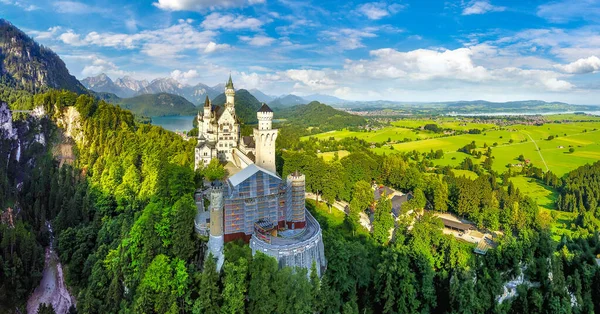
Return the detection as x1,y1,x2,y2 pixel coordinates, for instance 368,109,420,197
522,132,549,172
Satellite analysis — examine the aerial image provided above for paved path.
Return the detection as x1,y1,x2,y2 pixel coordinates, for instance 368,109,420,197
522,132,549,171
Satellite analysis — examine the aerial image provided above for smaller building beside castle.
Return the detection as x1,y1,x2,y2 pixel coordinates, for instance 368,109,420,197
194,76,326,276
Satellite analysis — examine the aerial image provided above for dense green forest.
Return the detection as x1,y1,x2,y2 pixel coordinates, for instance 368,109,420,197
1,87,600,313
112,92,198,117
276,101,367,133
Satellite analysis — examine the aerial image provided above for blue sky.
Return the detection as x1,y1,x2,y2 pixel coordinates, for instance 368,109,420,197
2,0,600,103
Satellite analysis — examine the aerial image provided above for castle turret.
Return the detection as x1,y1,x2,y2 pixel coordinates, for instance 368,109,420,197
207,183,225,270
225,75,235,107
286,171,306,229
203,95,211,117
253,103,277,173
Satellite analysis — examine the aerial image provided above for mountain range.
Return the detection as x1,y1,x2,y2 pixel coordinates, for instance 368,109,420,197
81,73,348,107
80,74,222,104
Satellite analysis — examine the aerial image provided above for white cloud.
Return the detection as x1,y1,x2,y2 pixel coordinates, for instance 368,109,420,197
69,55,127,78
29,26,62,40
204,41,230,53
201,13,264,31
153,0,264,11
53,1,106,14
357,2,405,20
462,1,505,15
239,35,275,46
170,69,199,84
58,30,85,46
285,69,336,90
334,87,351,97
555,56,600,74
320,27,378,50
2,0,39,11
54,20,220,58
537,0,600,23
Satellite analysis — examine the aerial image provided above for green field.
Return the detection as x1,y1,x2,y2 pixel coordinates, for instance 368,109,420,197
508,176,576,240
318,150,349,161
452,169,479,179
391,118,497,131
302,126,437,142
371,123,600,176
302,117,499,143
306,199,369,237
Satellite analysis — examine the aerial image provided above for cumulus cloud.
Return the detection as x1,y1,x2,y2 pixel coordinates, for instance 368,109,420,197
239,35,275,46
153,0,264,11
285,69,336,90
204,41,230,53
64,54,128,78
346,47,489,81
58,30,85,46
357,2,405,20
555,56,600,74
201,13,264,31
462,1,505,15
170,69,199,84
29,26,62,40
54,19,220,58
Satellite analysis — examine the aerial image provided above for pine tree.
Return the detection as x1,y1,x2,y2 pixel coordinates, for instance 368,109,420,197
194,254,221,314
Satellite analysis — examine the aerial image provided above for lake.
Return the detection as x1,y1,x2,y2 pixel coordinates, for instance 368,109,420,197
151,115,196,132
152,116,285,132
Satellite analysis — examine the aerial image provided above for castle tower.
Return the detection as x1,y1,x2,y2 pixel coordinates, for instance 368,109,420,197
207,184,225,270
225,75,235,107
253,103,278,173
286,171,306,229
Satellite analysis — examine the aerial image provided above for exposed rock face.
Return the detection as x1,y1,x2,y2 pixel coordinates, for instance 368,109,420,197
0,101,16,140
83,75,222,105
0,19,87,93
55,106,84,145
114,75,149,92
81,73,134,97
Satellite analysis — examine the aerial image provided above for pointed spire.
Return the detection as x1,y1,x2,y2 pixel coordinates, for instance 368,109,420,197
204,95,211,107
226,74,234,89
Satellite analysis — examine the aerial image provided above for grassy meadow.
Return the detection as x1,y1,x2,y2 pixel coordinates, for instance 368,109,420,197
366,120,600,176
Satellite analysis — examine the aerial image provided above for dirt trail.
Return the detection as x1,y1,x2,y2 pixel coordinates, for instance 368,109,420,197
26,222,75,314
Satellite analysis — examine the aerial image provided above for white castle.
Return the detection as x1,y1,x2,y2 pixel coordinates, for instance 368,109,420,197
194,76,326,276
195,75,277,173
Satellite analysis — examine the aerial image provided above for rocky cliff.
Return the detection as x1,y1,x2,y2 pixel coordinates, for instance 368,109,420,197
0,19,86,94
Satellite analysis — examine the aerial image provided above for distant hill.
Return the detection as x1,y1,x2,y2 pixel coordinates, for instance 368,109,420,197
91,91,121,104
303,93,345,104
249,89,275,103
269,94,306,108
277,101,366,132
95,92,198,117
212,89,262,123
0,19,86,93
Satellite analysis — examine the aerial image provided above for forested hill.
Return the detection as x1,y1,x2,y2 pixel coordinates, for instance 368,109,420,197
277,101,366,131
212,89,262,123
0,19,86,94
115,92,198,117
